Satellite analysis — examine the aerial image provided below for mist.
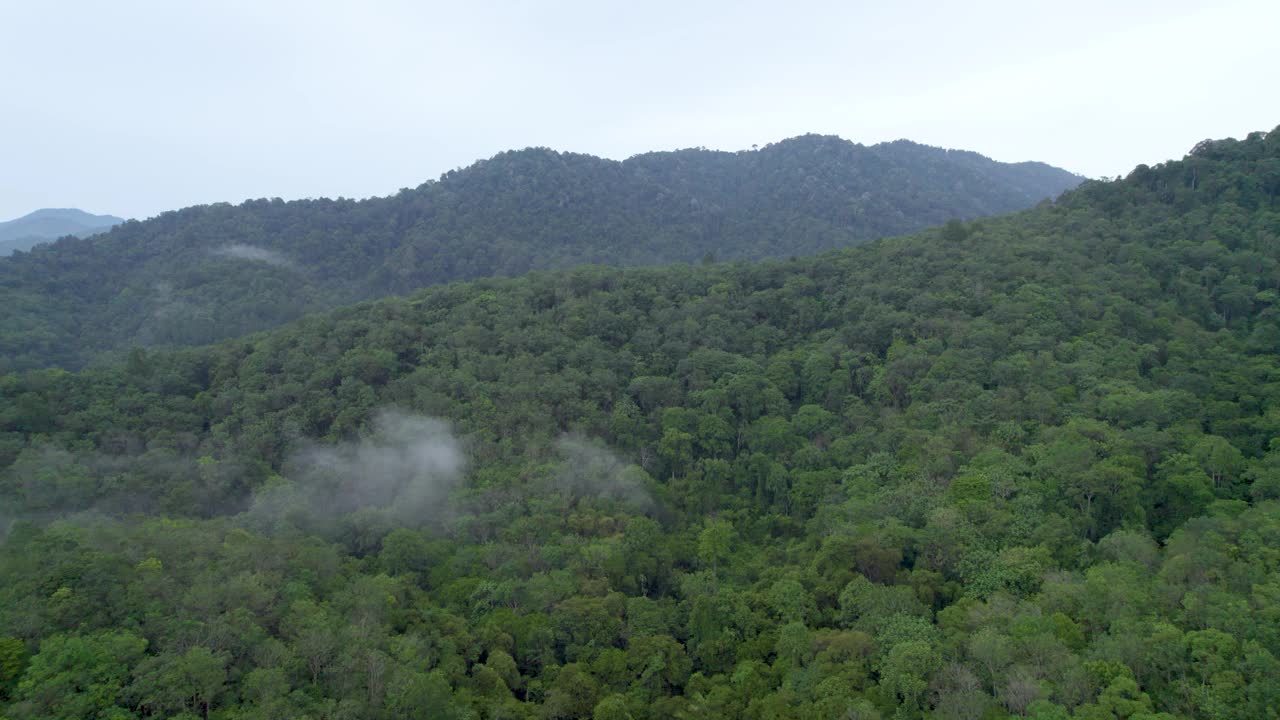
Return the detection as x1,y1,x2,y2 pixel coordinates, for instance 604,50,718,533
245,409,466,533
212,243,297,269
553,434,655,512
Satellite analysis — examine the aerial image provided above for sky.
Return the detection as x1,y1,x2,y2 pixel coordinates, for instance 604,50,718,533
2,0,1278,221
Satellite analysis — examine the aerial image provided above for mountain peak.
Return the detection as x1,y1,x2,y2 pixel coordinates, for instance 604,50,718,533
12,208,121,222
0,207,125,256
0,138,1081,371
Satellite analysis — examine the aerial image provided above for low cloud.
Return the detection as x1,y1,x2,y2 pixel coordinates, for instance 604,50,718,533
553,435,654,511
212,243,297,269
0,412,463,546
246,410,466,533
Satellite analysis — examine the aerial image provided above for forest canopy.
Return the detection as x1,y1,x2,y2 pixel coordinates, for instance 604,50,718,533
0,136,1079,372
1,127,1278,719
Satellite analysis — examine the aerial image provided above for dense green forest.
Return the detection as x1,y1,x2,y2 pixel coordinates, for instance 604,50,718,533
0,136,1079,372
2,126,1279,719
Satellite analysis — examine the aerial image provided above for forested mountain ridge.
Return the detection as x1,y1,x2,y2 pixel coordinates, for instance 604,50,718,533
0,208,123,256
0,136,1080,372
2,127,1278,719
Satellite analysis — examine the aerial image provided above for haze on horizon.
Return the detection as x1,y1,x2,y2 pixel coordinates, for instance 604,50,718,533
2,0,1277,221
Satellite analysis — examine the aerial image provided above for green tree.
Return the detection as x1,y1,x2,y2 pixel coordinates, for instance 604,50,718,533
14,631,147,720
877,640,940,716
697,519,735,579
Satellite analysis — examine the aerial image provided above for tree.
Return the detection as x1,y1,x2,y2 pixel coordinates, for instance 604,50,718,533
658,428,695,479
14,631,147,720
697,519,735,579
1149,454,1215,538
131,647,228,719
0,638,26,701
541,663,600,720
878,640,940,716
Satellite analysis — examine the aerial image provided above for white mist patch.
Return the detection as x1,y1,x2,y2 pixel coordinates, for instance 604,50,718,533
212,243,296,269
249,410,466,528
555,435,654,511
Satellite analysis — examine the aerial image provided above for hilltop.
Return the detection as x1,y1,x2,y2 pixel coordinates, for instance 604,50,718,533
0,208,123,256
0,137,1080,371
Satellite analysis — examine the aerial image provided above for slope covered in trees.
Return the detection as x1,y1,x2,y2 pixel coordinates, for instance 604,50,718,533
0,137,1079,372
1,127,1278,719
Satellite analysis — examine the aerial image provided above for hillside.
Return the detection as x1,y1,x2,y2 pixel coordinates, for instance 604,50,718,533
0,127,1276,719
0,137,1080,372
0,208,123,256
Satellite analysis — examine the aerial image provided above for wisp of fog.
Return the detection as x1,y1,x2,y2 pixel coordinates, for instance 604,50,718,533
212,243,297,269
554,434,655,512
246,409,465,532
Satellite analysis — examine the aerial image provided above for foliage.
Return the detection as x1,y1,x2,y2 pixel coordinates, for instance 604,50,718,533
1,126,1279,718
0,136,1079,372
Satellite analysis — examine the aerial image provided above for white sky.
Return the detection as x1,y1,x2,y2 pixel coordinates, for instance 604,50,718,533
2,0,1277,220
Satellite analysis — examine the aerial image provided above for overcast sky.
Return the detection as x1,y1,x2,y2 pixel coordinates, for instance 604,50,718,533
2,0,1277,220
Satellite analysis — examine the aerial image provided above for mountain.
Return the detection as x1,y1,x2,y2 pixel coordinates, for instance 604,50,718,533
0,137,1081,371
0,208,123,256
0,127,1277,719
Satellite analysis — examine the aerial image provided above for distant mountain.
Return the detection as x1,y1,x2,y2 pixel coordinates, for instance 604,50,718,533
0,136,1081,371
0,208,124,256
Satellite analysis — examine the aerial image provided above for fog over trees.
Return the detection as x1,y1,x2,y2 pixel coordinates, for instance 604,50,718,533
1,127,1278,719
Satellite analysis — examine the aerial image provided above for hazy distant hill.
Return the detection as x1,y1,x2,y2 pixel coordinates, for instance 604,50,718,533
0,208,124,256
0,136,1081,371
